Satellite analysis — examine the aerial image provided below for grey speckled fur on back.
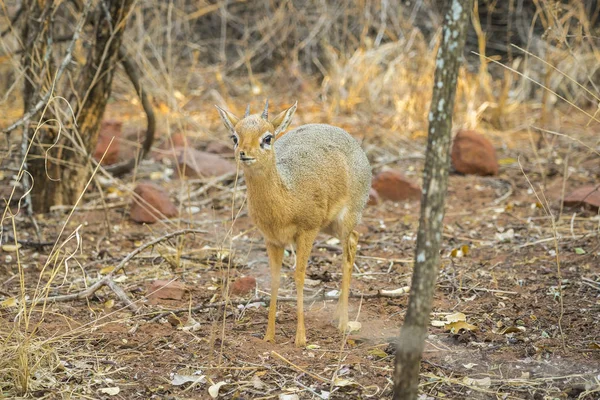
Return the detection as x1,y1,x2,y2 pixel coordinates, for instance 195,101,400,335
274,123,372,211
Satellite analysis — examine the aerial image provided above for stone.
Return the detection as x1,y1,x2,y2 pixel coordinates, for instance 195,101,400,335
93,120,122,165
563,185,600,210
130,182,178,223
451,130,499,176
367,187,380,205
147,280,186,303
230,276,257,296
169,132,188,148
176,147,236,178
206,141,232,155
372,170,421,202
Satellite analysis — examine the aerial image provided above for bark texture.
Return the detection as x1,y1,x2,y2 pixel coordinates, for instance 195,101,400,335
22,0,134,212
393,1,473,398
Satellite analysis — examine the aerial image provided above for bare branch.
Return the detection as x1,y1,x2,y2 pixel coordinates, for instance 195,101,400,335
2,0,94,136
104,47,157,177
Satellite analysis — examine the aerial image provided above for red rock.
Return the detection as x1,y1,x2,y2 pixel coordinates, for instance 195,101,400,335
176,147,236,178
147,280,186,303
169,132,188,148
372,170,421,202
93,120,122,165
206,141,232,155
367,187,380,205
563,185,600,210
130,182,178,223
451,130,499,176
230,276,257,296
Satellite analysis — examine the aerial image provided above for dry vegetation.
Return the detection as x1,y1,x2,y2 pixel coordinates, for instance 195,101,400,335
0,0,599,399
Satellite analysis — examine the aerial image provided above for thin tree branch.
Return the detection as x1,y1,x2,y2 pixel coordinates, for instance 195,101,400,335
105,47,157,177
31,229,208,312
0,2,24,38
2,0,93,136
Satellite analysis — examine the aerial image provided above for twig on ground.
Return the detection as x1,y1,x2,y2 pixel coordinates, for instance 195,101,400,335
581,277,600,291
2,235,55,250
31,229,207,312
148,288,410,322
271,350,330,383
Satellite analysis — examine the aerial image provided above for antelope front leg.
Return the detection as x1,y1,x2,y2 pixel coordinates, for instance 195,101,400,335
293,231,318,347
264,243,284,343
338,230,358,332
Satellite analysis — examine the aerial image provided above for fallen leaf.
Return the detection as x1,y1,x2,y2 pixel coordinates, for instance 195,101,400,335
278,395,299,400
379,286,410,296
99,387,120,395
461,244,470,256
462,376,491,388
171,374,206,386
463,363,478,369
368,348,388,358
431,320,446,327
1,298,18,308
99,266,115,274
333,378,358,387
1,244,21,252
113,275,128,283
326,238,340,245
498,158,517,165
495,229,515,242
445,320,477,333
500,326,525,334
575,247,586,255
208,381,226,398
306,344,321,350
445,312,467,323
104,299,115,310
252,375,265,390
149,171,163,180
179,317,201,332
346,321,361,333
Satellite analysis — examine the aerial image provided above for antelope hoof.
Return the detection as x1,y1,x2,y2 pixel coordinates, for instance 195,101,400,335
338,318,348,333
264,332,276,343
295,333,307,348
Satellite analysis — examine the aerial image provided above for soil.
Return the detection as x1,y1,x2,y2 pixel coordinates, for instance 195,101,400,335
1,99,599,400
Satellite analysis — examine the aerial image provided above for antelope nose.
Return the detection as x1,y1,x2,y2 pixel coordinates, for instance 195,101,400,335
239,151,246,158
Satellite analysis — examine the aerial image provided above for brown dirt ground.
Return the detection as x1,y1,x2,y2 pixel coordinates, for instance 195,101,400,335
1,99,599,400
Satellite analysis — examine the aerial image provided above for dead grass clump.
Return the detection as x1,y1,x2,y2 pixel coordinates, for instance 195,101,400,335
0,322,60,396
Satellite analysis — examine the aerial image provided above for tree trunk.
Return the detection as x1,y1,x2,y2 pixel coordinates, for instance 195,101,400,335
393,1,472,399
23,0,134,212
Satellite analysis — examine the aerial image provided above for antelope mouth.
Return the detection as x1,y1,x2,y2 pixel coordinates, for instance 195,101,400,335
240,156,256,165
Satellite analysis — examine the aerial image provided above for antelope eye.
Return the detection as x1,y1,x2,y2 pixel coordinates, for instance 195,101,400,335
263,134,273,146
230,135,238,146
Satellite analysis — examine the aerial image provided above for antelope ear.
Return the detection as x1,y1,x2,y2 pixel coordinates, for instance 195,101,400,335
215,105,240,133
271,101,297,136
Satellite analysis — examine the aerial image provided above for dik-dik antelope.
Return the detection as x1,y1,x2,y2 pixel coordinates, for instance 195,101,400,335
216,101,371,347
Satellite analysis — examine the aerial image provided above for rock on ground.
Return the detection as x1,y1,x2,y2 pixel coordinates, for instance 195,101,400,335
130,182,178,223
563,185,600,210
367,187,380,205
371,170,421,202
451,130,499,176
147,280,186,304
93,120,122,165
230,276,257,296
175,147,236,178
